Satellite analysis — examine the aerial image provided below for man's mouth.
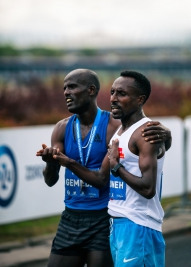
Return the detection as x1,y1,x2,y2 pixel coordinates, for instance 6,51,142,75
111,105,120,113
66,98,73,104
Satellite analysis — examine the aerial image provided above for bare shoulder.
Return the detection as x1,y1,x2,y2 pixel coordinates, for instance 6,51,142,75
130,122,165,156
54,116,71,133
106,113,121,144
51,116,71,146
131,122,153,144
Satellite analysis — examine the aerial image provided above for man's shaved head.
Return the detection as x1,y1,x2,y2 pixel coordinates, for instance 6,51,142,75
65,69,100,94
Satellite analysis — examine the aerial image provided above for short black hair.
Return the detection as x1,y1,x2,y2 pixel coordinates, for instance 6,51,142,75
120,70,151,103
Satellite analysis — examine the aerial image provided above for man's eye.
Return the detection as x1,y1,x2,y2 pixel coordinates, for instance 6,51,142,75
119,91,126,96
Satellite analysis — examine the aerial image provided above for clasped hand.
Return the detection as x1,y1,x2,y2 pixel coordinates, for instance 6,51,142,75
36,144,69,166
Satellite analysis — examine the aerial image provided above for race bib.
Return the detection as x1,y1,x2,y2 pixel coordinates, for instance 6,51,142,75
65,168,99,198
109,174,126,200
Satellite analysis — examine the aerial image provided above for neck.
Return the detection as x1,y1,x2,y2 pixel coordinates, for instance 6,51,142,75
76,105,98,126
121,110,145,132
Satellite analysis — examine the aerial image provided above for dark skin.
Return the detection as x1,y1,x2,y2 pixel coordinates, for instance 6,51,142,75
36,70,171,267
39,70,119,188
142,121,171,146
50,76,166,199
37,69,118,267
108,76,165,198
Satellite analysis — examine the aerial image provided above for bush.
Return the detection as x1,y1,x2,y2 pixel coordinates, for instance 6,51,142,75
0,75,191,128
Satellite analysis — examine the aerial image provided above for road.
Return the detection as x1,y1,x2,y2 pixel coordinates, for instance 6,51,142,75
13,232,191,267
165,231,191,267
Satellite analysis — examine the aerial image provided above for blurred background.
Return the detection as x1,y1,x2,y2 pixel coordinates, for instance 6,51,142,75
0,1,191,266
0,0,191,127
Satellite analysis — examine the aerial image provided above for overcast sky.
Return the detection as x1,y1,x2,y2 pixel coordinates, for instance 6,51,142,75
0,0,191,48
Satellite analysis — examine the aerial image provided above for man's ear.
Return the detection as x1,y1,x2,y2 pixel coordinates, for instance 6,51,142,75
88,84,97,96
138,95,146,105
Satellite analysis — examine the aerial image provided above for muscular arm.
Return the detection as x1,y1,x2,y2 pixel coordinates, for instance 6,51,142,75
109,137,164,199
54,154,110,189
43,161,60,187
36,119,68,187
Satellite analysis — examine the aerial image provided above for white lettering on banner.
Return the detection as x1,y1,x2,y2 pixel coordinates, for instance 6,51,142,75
25,165,44,180
110,180,124,189
66,179,80,186
0,165,14,199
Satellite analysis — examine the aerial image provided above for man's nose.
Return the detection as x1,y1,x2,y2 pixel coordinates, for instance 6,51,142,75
110,92,117,102
64,87,69,95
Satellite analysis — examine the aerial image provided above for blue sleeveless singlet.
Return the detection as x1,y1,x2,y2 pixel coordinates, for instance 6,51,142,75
64,110,110,210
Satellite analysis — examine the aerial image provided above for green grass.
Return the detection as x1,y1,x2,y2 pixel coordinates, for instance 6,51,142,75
161,195,182,210
0,215,61,243
0,194,190,244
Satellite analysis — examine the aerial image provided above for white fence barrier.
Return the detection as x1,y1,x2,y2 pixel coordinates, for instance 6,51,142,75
0,116,190,224
185,116,191,192
0,125,64,224
152,117,184,197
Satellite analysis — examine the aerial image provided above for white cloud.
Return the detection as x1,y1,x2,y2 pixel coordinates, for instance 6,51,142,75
0,0,191,47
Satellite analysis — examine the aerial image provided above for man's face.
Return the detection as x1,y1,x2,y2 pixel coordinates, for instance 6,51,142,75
110,76,142,120
63,73,91,114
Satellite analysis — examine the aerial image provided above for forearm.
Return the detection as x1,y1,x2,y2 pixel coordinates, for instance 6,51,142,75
117,167,156,199
43,163,60,187
65,158,109,189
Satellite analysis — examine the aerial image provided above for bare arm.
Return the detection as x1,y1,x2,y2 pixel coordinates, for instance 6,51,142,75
36,119,68,187
54,133,162,197
53,152,110,189
108,138,163,199
142,121,172,151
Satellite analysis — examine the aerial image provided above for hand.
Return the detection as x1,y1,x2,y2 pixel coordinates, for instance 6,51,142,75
141,121,171,144
53,151,70,167
36,144,60,163
36,144,47,156
108,139,120,168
